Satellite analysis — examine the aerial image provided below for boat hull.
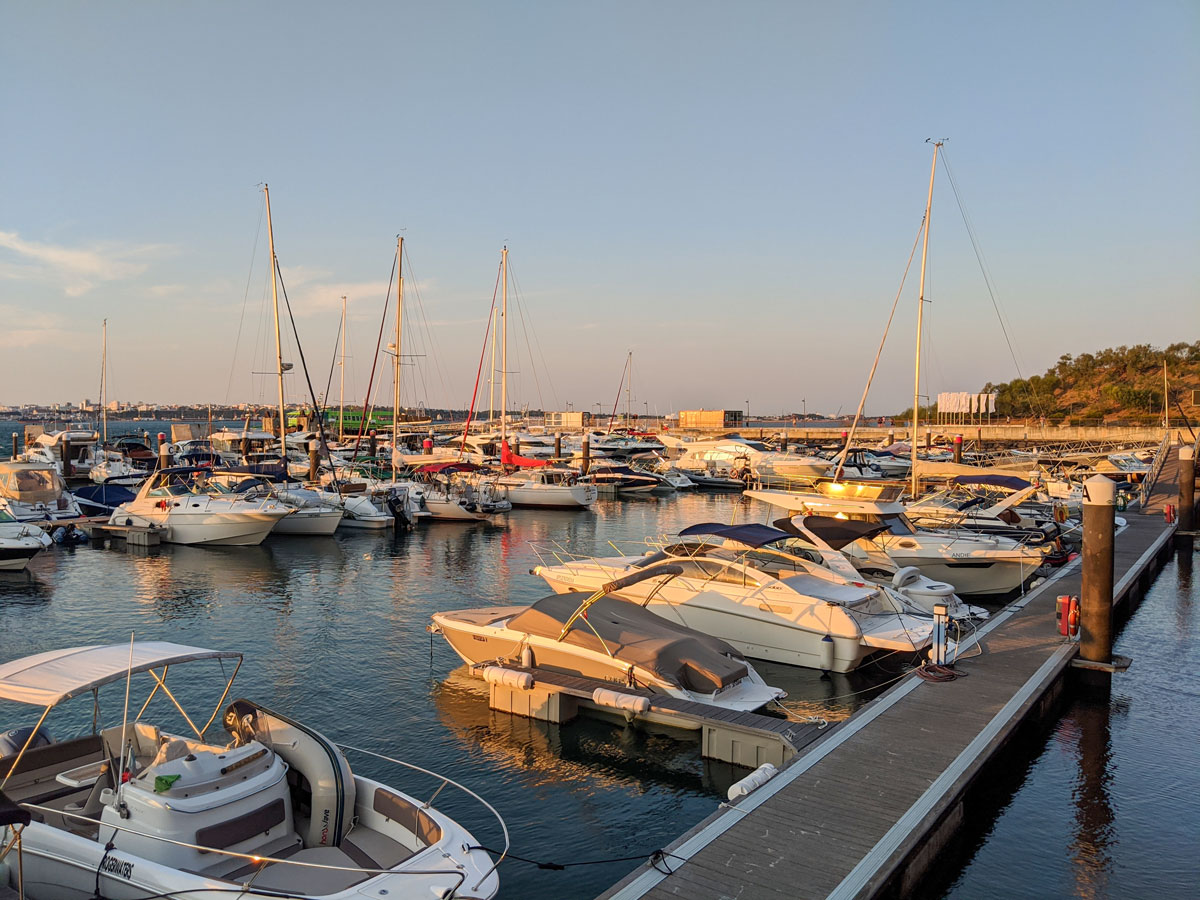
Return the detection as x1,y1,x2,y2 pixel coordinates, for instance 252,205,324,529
110,508,286,546
497,482,597,508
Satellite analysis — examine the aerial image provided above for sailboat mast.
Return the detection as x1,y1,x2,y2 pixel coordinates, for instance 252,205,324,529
487,307,497,426
264,184,288,454
911,141,941,497
500,246,508,447
393,236,404,480
625,350,632,427
101,318,107,444
339,295,347,442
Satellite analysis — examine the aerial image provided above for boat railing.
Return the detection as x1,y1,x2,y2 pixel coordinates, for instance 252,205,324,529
530,538,662,570
1138,431,1173,508
18,790,496,896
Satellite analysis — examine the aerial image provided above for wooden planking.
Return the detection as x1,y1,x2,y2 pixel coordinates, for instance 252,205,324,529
602,478,1178,900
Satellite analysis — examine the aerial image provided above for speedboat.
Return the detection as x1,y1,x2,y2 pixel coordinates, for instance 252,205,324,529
0,461,83,523
22,427,101,479
411,462,511,522
0,500,52,571
747,482,1049,596
581,460,659,495
0,641,502,900
109,467,292,546
492,468,597,509
904,474,1077,550
430,566,785,716
530,523,936,673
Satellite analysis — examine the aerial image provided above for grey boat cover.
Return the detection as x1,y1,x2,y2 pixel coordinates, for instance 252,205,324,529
507,593,749,694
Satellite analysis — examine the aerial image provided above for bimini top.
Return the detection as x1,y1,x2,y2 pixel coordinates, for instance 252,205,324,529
416,462,478,475
677,522,791,549
950,474,1032,491
0,642,242,707
794,515,890,550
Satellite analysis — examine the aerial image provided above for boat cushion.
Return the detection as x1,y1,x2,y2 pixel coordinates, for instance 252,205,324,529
373,788,442,845
508,593,749,693
250,846,368,894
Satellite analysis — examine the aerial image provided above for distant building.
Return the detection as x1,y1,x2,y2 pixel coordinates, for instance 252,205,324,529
544,411,591,429
679,409,744,429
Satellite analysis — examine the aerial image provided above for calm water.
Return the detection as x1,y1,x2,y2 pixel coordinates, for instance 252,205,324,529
0,436,899,900
934,541,1199,899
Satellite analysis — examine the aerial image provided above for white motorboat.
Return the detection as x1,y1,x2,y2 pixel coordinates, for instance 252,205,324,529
209,474,346,537
21,427,101,478
0,500,52,571
530,523,936,673
411,462,511,521
905,474,1076,549
109,467,292,546
747,482,1049,596
771,515,988,619
0,641,502,900
0,461,83,523
661,435,829,483
430,566,786,719
493,464,597,509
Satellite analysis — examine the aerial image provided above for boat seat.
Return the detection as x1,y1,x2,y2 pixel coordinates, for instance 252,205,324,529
63,764,113,835
248,846,370,895
341,825,416,869
193,832,304,881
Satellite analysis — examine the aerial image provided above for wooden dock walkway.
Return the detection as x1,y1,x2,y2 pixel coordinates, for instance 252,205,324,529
599,450,1187,900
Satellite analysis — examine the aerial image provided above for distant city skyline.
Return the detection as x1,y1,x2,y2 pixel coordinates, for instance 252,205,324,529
3,2,1196,414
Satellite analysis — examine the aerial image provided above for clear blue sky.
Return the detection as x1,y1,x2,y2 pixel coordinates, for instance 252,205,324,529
2,1,1197,416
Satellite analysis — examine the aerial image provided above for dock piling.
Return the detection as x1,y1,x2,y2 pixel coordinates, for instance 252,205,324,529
581,434,590,476
554,432,562,459
1080,475,1116,668
953,434,963,464
11,432,17,459
157,433,169,470
1178,447,1194,534
308,440,319,481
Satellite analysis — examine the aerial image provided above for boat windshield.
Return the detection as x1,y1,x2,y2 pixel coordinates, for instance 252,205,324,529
0,506,16,523
880,513,916,535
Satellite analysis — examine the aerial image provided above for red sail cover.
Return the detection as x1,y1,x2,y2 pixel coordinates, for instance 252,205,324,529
501,440,549,468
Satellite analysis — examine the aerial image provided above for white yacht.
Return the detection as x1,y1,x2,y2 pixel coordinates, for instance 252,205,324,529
431,567,786,719
411,462,511,522
660,435,829,484
109,468,292,546
0,461,83,523
22,427,101,478
747,482,1049,596
530,522,936,673
0,500,52,571
0,641,502,900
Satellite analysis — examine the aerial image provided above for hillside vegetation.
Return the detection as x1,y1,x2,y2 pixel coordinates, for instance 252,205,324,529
980,342,1200,424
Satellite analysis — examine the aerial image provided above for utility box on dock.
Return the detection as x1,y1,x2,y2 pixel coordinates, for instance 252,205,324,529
703,724,791,769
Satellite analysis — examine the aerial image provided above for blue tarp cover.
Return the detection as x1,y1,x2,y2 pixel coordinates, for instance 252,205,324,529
950,474,1031,491
678,521,790,548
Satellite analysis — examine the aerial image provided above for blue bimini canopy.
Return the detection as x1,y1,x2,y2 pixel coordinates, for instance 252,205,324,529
677,522,791,548
950,474,1031,491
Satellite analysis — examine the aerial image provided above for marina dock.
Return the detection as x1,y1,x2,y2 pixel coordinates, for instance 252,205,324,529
599,448,1189,900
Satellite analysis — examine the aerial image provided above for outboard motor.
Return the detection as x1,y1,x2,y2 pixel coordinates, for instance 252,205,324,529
385,489,413,530
0,725,54,756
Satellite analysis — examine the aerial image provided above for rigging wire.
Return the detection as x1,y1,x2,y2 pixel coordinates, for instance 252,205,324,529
507,262,561,412
940,149,1046,417
224,195,266,405
401,243,454,411
321,301,344,413
350,250,397,455
458,260,503,453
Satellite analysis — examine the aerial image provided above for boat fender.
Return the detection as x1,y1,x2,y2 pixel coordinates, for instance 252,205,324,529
819,634,835,672
726,763,779,802
520,645,534,668
480,666,534,690
891,566,923,589
590,688,650,714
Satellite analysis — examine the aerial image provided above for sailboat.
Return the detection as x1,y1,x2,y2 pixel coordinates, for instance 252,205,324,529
489,247,597,509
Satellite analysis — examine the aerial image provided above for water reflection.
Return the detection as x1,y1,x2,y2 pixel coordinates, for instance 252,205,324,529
434,668,738,796
1069,687,1115,899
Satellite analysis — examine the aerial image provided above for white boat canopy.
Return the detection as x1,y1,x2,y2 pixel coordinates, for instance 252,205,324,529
0,641,242,708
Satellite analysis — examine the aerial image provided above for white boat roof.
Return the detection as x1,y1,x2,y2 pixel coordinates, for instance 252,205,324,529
0,641,242,707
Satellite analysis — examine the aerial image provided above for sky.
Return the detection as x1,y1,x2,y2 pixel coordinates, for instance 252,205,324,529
2,1,1197,417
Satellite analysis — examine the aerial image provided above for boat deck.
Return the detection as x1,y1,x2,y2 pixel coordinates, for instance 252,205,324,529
599,449,1185,900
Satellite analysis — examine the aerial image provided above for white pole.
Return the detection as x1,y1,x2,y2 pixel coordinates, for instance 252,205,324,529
264,184,287,453
339,295,346,442
500,247,508,449
101,318,108,444
911,141,941,497
393,236,404,480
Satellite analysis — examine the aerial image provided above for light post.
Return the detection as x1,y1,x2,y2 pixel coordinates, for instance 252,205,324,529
803,398,806,418
745,399,750,422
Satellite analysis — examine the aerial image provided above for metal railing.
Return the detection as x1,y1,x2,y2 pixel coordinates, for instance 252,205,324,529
1138,431,1173,508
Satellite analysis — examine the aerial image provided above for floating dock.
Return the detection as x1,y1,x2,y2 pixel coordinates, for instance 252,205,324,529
598,446,1189,900
482,665,829,768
